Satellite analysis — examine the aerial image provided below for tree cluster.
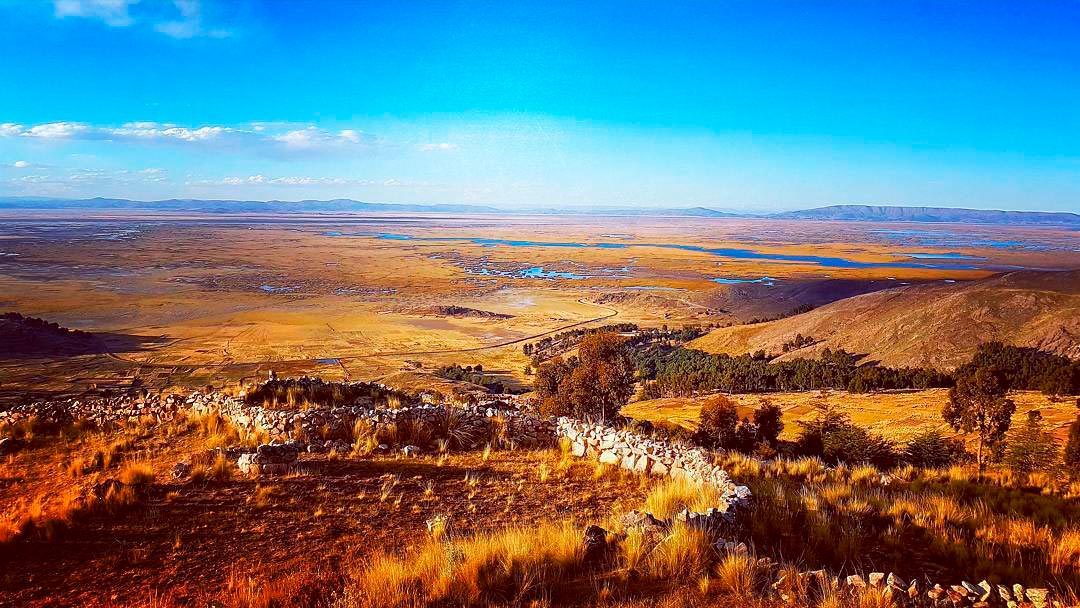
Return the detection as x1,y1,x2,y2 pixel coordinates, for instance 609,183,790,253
532,332,636,422
781,333,815,353
524,323,706,365
435,363,507,394
955,342,1080,396
691,395,783,455
636,346,950,397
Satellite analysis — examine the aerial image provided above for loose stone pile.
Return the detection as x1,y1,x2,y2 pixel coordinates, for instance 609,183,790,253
767,570,1056,608
237,441,304,475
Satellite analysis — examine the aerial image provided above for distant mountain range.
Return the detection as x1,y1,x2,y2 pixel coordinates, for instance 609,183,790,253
1,197,1076,225
771,205,1080,225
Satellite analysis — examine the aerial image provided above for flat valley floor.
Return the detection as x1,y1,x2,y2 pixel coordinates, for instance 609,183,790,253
1,211,1078,437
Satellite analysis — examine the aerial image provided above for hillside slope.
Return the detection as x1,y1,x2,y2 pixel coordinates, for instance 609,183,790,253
687,270,1080,370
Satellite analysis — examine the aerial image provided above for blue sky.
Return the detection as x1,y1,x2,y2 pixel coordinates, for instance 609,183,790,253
0,0,1078,211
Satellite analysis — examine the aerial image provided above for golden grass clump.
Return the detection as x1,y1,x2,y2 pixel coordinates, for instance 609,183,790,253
188,410,242,449
249,484,281,508
643,521,714,582
192,453,236,484
118,461,155,486
341,523,583,607
711,552,763,598
642,476,725,521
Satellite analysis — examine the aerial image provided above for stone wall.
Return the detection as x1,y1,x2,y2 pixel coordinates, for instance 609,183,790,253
185,390,554,450
0,393,185,429
558,417,750,529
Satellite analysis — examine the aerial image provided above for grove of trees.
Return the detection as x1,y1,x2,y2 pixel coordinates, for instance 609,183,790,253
635,346,951,396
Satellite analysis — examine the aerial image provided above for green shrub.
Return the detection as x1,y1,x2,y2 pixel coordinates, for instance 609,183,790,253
904,430,968,468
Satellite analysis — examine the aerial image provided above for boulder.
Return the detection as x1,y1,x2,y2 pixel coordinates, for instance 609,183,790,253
0,437,25,456
846,575,866,589
582,525,608,565
171,462,192,479
237,453,260,476
619,510,665,536
598,450,621,465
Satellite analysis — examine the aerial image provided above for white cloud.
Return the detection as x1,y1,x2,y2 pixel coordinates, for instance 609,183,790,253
54,0,138,27
12,160,31,168
23,122,94,139
338,129,362,143
273,127,364,150
190,174,368,187
112,122,232,141
0,120,369,156
418,142,458,152
53,0,231,39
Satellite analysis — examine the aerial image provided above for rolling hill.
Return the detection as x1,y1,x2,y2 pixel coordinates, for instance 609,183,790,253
688,270,1080,370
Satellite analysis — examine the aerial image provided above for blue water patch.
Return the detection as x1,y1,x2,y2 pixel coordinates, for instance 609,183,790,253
355,232,993,271
712,276,778,285
316,358,340,364
259,285,294,293
521,267,588,279
907,252,986,260
468,265,588,279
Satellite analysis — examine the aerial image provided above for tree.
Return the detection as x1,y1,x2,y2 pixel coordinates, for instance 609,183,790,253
1005,410,1060,483
693,394,739,449
532,332,634,422
942,367,1015,472
753,399,784,446
533,356,573,418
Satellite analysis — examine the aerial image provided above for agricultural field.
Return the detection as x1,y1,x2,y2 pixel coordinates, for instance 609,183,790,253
623,389,1078,443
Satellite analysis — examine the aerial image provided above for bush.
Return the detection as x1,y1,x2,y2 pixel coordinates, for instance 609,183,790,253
753,400,783,446
692,395,739,449
797,404,898,468
1006,410,1061,482
904,430,968,468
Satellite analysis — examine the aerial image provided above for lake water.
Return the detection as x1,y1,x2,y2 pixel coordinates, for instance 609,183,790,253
346,232,993,270
712,276,778,285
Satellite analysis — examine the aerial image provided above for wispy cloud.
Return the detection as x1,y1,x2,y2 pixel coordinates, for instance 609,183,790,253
153,0,230,39
189,175,374,187
54,0,137,27
11,160,32,169
0,121,368,156
185,175,434,189
52,0,230,38
1,166,171,193
418,142,458,152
